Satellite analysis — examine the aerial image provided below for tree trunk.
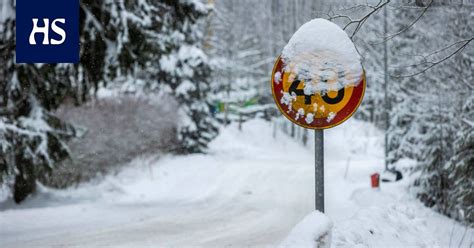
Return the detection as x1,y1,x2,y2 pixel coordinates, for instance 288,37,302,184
13,154,36,203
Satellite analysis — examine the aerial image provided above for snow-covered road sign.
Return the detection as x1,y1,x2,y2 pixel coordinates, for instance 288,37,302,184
271,18,367,213
271,56,366,129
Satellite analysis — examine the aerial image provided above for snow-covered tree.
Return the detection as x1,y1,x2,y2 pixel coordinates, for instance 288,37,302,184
376,3,473,223
416,95,473,223
441,95,474,223
141,0,219,153
414,5,473,223
0,0,77,203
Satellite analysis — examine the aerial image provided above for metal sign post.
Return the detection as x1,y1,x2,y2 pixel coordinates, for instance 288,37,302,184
314,130,324,212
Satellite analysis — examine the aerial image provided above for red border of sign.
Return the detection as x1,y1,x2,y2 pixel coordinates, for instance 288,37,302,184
271,56,366,129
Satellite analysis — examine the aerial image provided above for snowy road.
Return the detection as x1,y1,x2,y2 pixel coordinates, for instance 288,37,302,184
1,119,472,247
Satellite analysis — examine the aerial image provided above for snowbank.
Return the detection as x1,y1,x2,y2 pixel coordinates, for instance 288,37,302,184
280,211,333,248
281,18,362,93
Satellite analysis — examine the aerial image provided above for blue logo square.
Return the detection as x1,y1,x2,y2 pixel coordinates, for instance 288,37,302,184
16,0,79,63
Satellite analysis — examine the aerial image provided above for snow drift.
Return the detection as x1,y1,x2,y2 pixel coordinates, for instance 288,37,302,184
279,211,333,248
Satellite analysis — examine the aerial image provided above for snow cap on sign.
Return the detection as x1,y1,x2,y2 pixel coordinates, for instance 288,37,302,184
281,18,362,94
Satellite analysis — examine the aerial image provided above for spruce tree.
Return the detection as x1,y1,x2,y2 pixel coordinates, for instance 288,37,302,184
443,95,474,223
413,5,473,223
154,0,219,153
0,0,76,202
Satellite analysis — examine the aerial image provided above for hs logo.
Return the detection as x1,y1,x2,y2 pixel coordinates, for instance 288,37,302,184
16,0,79,63
29,18,67,45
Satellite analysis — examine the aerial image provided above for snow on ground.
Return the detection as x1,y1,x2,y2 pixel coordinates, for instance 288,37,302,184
280,211,332,248
1,119,472,247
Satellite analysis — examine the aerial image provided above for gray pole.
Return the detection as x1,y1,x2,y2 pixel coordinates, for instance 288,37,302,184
315,130,324,212
383,4,390,171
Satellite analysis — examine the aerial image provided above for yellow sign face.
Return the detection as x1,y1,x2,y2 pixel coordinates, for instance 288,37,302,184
271,56,366,129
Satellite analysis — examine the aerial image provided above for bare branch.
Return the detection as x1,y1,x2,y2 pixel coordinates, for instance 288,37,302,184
381,0,433,42
329,0,432,45
328,0,390,39
391,38,474,80
391,39,470,69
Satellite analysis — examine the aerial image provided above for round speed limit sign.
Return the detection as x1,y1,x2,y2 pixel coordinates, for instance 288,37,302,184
271,56,366,129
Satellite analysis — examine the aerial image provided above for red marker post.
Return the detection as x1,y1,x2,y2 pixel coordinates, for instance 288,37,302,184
371,173,380,188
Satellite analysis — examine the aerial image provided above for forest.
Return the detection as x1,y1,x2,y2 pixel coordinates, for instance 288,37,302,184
0,0,473,246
